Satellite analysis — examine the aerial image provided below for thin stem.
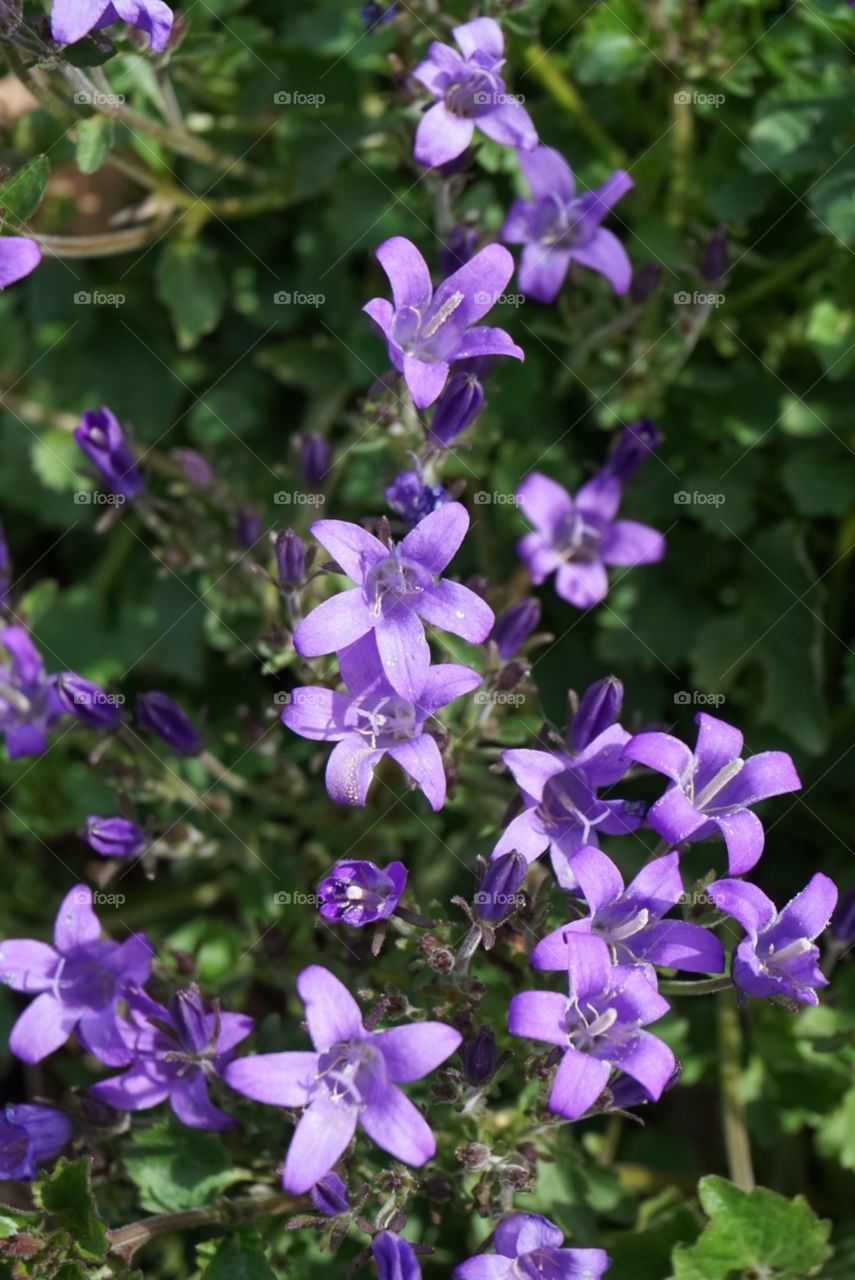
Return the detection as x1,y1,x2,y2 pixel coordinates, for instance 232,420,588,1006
107,1193,296,1260
522,44,626,167
717,991,755,1191
659,976,734,995
725,238,834,314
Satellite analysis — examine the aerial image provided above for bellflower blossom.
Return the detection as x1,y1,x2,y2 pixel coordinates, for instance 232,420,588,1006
0,626,64,759
412,18,537,169
84,816,147,858
224,964,462,1194
0,884,152,1065
91,986,254,1130
292,503,494,702
363,237,523,408
622,712,801,874
0,1104,72,1180
317,859,407,925
74,407,144,501
709,873,836,1005
385,468,449,526
373,1232,423,1280
516,471,664,609
51,0,173,50
283,632,480,809
0,237,41,290
454,1213,611,1280
53,672,124,729
531,847,725,975
501,147,633,301
508,934,676,1120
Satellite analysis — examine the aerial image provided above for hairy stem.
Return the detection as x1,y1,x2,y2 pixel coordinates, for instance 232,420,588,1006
717,991,755,1191
107,1193,297,1259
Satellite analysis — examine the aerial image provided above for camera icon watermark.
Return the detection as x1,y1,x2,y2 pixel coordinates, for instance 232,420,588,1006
474,691,526,707
673,491,725,508
473,491,521,506
273,491,325,506
273,291,325,307
73,90,126,107
73,491,126,506
674,690,726,708
273,890,322,906
473,890,526,908
73,290,125,308
674,291,725,307
75,889,126,906
673,90,725,108
273,91,326,107
473,290,524,308
472,90,525,107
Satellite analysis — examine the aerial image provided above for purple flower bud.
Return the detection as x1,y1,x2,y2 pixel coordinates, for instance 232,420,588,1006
490,597,541,661
428,370,484,447
84,816,146,858
276,529,305,590
629,262,661,304
603,419,663,484
53,673,124,729
385,470,449,527
830,887,855,945
235,506,262,550
168,986,211,1054
568,676,623,754
438,223,479,278
136,691,201,755
702,226,728,282
362,1,398,31
317,859,407,926
0,1104,72,1180
310,1171,350,1216
0,518,10,609
74,407,144,500
298,434,331,487
473,852,527,927
463,1026,496,1086
172,448,215,488
372,1232,422,1280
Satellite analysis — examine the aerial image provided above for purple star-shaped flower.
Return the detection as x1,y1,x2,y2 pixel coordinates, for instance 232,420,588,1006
91,985,254,1131
0,626,64,759
412,17,537,169
364,237,524,409
74,407,144,501
492,734,643,889
0,237,41,291
501,147,633,301
51,0,173,50
224,964,461,1194
709,873,836,1005
317,859,407,925
284,634,480,809
0,1104,72,1180
531,847,725,976
454,1213,611,1280
0,884,152,1065
516,471,664,610
292,503,494,701
508,934,675,1121
623,712,802,875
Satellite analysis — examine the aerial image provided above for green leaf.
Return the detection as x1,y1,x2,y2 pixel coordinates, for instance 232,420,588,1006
0,1206,39,1239
123,1118,246,1214
669,1175,832,1279
201,1229,277,1279
33,1157,108,1261
0,156,50,226
75,115,114,175
156,240,227,350
805,299,855,378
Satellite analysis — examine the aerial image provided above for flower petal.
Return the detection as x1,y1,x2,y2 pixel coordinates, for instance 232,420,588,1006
91,1063,171,1112
77,1011,134,1066
400,501,470,576
708,878,775,935
360,1083,436,1166
171,1072,235,1131
646,786,705,844
310,519,386,583
693,712,743,777
414,102,475,168
325,738,384,807
375,612,431,702
452,16,504,60
571,227,632,294
298,965,365,1050
10,993,76,1063
49,0,109,45
224,1051,317,1106
637,919,725,974
0,238,41,290
555,561,609,609
477,102,538,151
623,731,692,783
610,1029,675,1100
433,244,515,326
418,578,494,644
519,146,575,202
54,885,101,951
282,688,352,742
403,355,450,409
374,237,433,310
518,243,571,304
493,1212,565,1256
0,940,57,993
713,750,801,809
416,663,482,716
779,872,838,941
282,1096,358,1194
516,472,573,540
599,520,665,566
293,589,372,658
502,748,566,802
548,1047,610,1119
388,735,447,810
508,990,568,1046
491,810,550,862
712,808,765,875
375,1022,462,1082
451,327,524,362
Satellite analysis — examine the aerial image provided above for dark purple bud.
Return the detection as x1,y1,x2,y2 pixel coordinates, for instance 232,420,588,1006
603,419,663,484
84,816,146,858
310,1171,350,1217
298,434,331,487
385,471,449,527
168,986,211,1054
568,676,623,754
830,887,855,945
361,1,398,30
276,529,305,590
0,518,10,609
490,597,541,661
372,1232,422,1280
438,223,479,278
235,505,262,550
702,226,728,282
53,673,124,729
74,406,144,500
472,852,527,927
629,261,662,304
428,371,484,447
136,691,201,755
463,1026,497,1086
172,449,215,488
317,859,407,926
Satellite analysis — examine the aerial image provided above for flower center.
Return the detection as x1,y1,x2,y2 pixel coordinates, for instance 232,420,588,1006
760,935,814,981
364,551,430,617
444,68,502,118
691,757,744,812
554,509,602,564
513,1250,571,1280
315,1038,387,1110
351,695,417,747
54,953,116,1010
390,293,466,362
536,771,606,841
566,998,619,1051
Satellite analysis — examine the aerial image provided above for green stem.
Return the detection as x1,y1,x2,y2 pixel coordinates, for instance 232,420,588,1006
659,976,734,995
725,238,835,314
107,1192,296,1260
669,92,694,229
717,992,755,1191
522,44,625,167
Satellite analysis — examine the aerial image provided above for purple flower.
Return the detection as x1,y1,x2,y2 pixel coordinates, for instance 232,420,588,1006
364,237,523,409
501,147,633,301
136,691,201,755
236,505,263,549
299,434,331,487
568,677,623,755
173,448,215,488
412,18,537,168
428,366,485,447
310,1171,350,1216
318,859,407,925
516,470,664,609
84,816,146,858
224,964,461,1194
385,469,449,527
74,407,143,501
373,1232,422,1280
90,986,253,1130
492,734,643,889
292,503,494,702
53,672,124,729
454,1213,611,1280
0,626,63,759
283,632,480,809
622,712,802,875
508,933,676,1120
490,597,540,661
0,884,152,1065
0,1104,72,1180
602,419,663,485
531,847,724,976
0,237,41,290
709,873,836,1005
51,0,173,49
